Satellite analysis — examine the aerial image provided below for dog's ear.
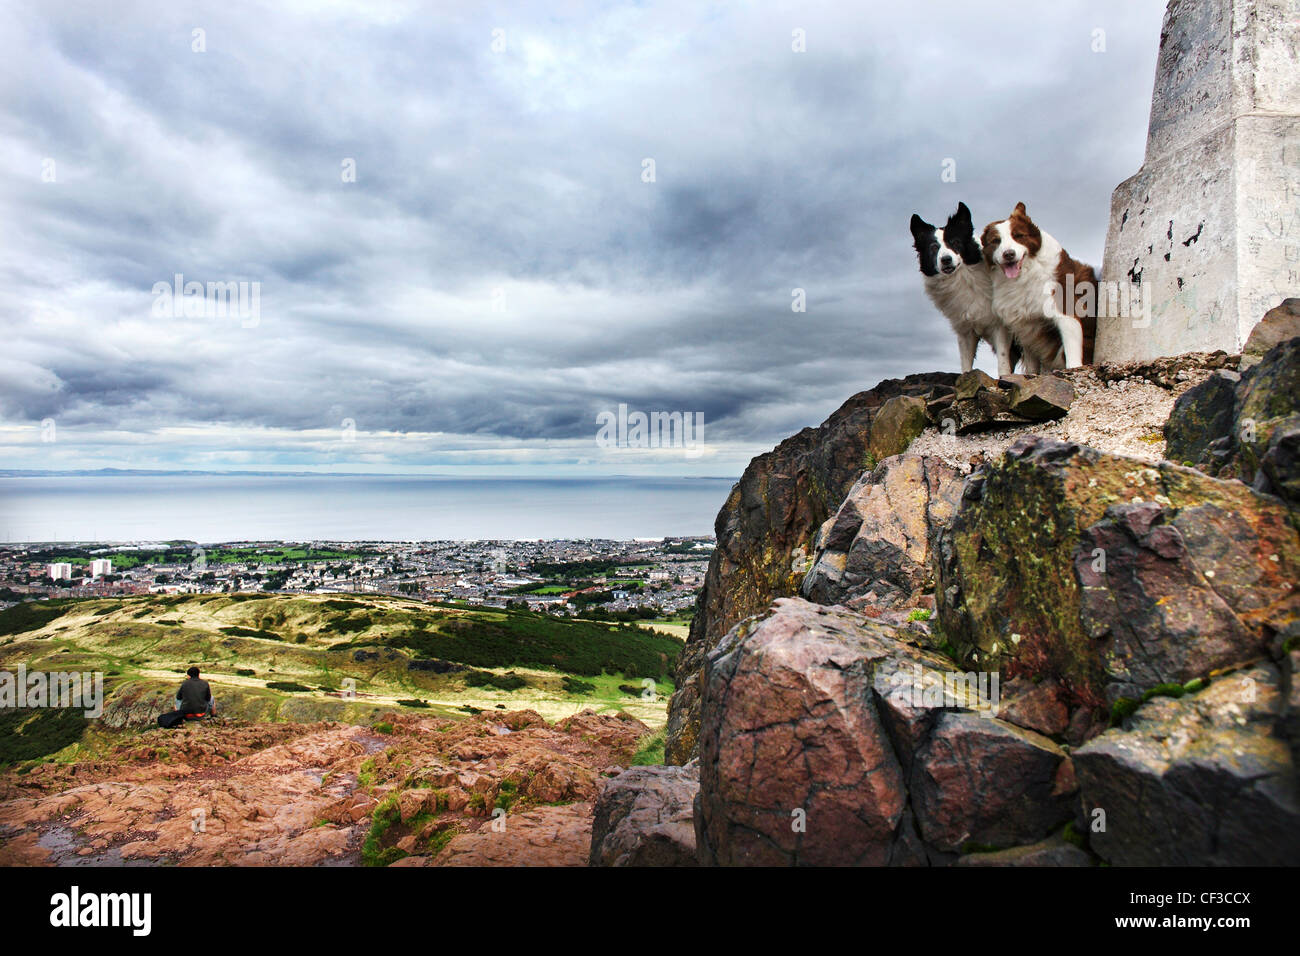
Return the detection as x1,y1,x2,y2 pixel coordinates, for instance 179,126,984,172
1013,201,1027,217
952,201,971,223
980,223,998,264
910,214,931,237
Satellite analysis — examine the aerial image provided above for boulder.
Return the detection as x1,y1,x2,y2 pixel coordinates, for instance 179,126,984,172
1073,664,1300,866
665,370,957,764
398,788,436,823
998,677,1071,738
866,395,929,465
589,764,699,867
909,712,1075,854
800,454,962,609
697,598,1002,866
1077,498,1296,699
1236,338,1300,499
935,436,1299,707
1256,418,1300,505
1006,374,1075,420
697,600,917,865
1285,647,1300,757
925,371,1073,435
1164,335,1300,509
1164,369,1239,467
1240,298,1300,370
954,369,999,400
929,381,1026,434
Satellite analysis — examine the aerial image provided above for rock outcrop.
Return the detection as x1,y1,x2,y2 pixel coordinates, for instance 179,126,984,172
657,320,1300,867
664,372,957,764
589,764,699,866
800,455,962,610
426,803,594,867
693,599,1084,865
1074,663,1300,866
669,351,1239,765
925,370,1075,434
935,435,1298,707
1241,298,1300,370
1165,336,1300,511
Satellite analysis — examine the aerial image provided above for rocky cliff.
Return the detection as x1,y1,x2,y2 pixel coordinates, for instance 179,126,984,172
615,303,1299,866
664,371,956,764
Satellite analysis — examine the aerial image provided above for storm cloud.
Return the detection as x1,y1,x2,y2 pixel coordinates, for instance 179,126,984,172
0,0,1166,474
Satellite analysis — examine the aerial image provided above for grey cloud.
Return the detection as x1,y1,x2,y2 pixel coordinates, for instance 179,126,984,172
0,0,1166,472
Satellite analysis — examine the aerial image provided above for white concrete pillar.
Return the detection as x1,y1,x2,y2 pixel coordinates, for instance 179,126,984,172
1097,0,1300,362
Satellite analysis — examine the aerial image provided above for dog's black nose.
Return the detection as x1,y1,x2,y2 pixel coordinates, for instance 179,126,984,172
1002,250,1016,261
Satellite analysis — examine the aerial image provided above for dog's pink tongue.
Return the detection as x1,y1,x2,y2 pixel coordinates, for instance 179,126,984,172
1003,261,1022,279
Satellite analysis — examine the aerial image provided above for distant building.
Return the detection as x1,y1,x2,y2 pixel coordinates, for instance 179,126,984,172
48,562,72,580
89,559,112,578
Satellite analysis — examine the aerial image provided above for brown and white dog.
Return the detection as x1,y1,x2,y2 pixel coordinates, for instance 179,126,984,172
981,203,1097,371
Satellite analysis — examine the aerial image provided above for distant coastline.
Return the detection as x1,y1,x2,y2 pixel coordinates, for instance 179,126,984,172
0,468,740,480
0,473,737,542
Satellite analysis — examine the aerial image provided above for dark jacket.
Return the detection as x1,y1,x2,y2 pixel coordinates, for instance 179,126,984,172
176,677,213,715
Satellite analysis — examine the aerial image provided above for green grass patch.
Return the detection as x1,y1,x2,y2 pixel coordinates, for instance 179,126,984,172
0,601,73,637
1109,697,1140,726
495,779,519,812
464,670,527,691
1141,683,1186,702
0,707,89,763
388,607,681,679
425,826,456,858
561,676,597,695
357,757,376,787
629,729,665,766
218,626,283,641
361,794,406,867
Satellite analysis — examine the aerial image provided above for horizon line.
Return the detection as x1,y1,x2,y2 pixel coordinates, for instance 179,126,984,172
0,468,741,480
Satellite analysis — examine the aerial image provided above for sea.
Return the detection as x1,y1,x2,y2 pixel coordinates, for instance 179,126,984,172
0,474,737,543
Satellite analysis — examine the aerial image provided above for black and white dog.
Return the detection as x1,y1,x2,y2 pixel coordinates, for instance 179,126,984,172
910,202,1017,376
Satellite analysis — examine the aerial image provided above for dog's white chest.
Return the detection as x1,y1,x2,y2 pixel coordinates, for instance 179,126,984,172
924,265,995,334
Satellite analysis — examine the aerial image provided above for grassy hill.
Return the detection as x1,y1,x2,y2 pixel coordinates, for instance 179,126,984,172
0,593,682,765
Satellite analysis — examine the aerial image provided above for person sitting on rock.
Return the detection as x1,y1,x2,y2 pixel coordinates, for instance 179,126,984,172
175,666,215,720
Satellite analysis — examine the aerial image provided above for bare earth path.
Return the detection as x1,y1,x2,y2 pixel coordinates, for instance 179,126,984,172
0,709,644,867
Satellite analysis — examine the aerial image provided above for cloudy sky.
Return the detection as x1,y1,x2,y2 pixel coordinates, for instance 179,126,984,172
0,0,1167,476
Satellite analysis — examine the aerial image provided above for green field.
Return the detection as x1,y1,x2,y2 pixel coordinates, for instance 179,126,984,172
0,593,682,766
